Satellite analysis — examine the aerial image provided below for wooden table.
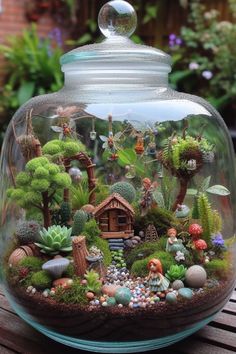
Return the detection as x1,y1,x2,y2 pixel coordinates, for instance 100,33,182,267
0,285,235,354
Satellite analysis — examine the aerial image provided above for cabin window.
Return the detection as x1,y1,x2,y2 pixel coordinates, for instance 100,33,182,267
118,215,127,225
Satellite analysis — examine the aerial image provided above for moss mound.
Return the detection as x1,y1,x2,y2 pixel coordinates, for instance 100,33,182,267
131,251,176,277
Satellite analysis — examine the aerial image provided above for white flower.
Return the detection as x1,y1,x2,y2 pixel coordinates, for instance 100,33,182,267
175,251,185,262
189,62,199,70
202,70,213,80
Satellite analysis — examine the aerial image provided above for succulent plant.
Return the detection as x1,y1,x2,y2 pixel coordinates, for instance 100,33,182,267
110,181,136,203
35,225,72,255
165,264,187,282
15,220,41,245
72,209,88,236
84,270,101,294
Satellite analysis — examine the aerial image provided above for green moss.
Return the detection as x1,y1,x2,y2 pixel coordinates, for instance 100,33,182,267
83,219,101,246
18,256,44,272
54,279,88,305
134,207,178,236
131,251,176,277
63,262,75,278
31,270,52,290
24,191,42,204
64,142,81,157
48,163,60,175
52,173,71,188
26,157,49,172
34,167,49,179
126,238,166,269
16,172,31,186
42,141,62,155
204,258,230,279
10,189,25,200
110,181,136,203
94,237,112,267
31,179,50,192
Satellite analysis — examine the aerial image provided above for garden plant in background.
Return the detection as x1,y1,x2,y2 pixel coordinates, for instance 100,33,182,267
0,25,63,146
169,0,236,112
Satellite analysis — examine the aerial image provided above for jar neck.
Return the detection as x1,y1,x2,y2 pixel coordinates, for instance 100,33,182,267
62,60,170,91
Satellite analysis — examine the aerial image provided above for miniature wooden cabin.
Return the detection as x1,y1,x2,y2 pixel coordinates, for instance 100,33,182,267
93,193,134,239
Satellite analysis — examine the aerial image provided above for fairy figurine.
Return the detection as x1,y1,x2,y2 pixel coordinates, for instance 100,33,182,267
147,258,170,293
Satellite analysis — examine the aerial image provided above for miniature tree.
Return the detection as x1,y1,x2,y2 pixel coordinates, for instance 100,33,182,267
7,156,71,228
158,123,214,211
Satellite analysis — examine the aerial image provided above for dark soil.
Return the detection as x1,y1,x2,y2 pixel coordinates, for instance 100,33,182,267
5,276,235,342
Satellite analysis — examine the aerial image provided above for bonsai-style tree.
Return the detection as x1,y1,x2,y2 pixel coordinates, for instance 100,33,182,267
158,123,214,211
7,156,71,228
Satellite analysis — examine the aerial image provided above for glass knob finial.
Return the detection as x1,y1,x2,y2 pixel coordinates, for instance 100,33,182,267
98,0,137,38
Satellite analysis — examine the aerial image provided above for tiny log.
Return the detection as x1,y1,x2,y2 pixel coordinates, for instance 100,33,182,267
72,236,89,277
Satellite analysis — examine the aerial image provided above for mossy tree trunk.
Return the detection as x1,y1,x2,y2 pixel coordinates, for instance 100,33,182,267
172,178,189,212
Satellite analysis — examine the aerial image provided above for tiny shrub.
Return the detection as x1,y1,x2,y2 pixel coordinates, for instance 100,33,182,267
131,251,176,277
204,258,230,279
54,279,88,305
125,238,166,269
18,256,44,272
31,270,52,290
93,237,112,267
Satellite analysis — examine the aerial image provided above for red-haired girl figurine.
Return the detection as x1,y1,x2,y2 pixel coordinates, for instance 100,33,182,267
147,258,170,293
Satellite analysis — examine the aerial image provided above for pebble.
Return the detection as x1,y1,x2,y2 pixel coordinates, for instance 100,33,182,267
31,288,36,295
42,290,49,298
178,288,193,300
102,301,108,307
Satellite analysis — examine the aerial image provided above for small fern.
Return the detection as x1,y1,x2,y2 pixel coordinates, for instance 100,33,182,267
172,144,181,169
211,210,222,234
197,193,214,244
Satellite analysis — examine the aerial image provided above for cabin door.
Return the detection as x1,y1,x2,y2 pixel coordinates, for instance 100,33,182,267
109,210,118,232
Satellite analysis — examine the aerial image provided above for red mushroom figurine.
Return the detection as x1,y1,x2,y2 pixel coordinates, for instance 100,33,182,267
188,223,203,241
194,239,207,262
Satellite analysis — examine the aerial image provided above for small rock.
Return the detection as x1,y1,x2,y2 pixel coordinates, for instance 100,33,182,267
166,292,177,304
178,287,193,300
107,297,117,306
31,288,36,295
102,301,108,307
42,290,49,298
86,292,95,300
53,278,73,288
102,284,121,297
26,286,33,293
115,287,132,306
172,280,184,290
185,265,207,288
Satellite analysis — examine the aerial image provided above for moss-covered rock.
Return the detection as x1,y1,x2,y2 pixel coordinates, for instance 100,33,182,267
18,256,44,272
204,258,230,279
125,238,166,269
110,182,136,203
94,237,112,267
31,270,52,290
131,251,176,277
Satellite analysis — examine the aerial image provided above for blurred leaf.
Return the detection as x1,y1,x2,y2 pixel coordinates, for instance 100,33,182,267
17,81,35,105
170,70,192,85
206,185,230,196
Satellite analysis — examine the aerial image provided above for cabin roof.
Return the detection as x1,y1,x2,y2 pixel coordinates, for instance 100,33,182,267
93,193,135,216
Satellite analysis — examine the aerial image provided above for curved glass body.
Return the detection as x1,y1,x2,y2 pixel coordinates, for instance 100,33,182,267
0,1,236,352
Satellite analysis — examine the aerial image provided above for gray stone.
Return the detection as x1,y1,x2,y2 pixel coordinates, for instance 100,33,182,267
185,265,207,288
172,280,184,290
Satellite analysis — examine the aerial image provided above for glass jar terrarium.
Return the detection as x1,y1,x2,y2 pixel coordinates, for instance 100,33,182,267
0,1,236,352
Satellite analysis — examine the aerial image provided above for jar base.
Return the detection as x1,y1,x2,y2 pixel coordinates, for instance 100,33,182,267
9,298,216,353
